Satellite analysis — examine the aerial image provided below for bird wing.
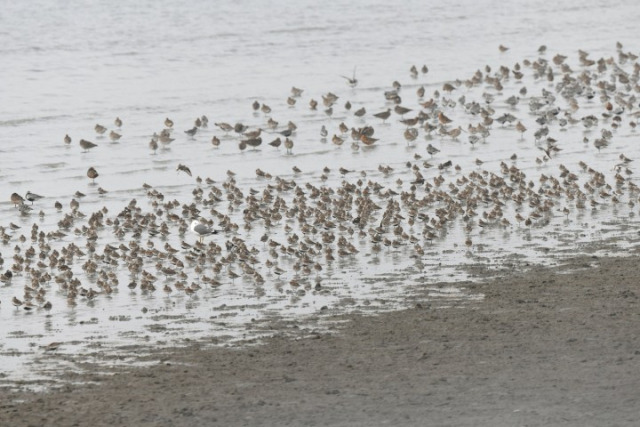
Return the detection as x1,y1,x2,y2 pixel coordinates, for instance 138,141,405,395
193,223,218,236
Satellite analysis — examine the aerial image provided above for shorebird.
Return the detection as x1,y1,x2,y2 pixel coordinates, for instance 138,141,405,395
360,134,378,146
64,134,71,144
426,144,440,156
244,137,262,149
157,132,174,146
184,127,198,138
373,109,391,123
284,138,294,154
340,67,358,88
95,124,107,135
438,112,453,125
191,219,218,243
114,117,123,128
79,139,97,152
25,191,43,204
215,122,233,133
87,167,99,182
403,128,419,143
268,137,282,148
12,296,22,309
164,117,174,128
394,105,412,116
354,107,366,117
109,130,122,142
177,164,192,176
10,193,24,207
149,138,158,153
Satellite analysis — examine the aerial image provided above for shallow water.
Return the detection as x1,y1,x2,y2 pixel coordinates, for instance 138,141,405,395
2,0,640,389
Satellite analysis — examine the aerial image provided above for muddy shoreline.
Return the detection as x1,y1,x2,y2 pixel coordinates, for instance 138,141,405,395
1,254,639,426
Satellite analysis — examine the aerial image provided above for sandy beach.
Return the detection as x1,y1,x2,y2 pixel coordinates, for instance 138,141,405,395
1,253,638,427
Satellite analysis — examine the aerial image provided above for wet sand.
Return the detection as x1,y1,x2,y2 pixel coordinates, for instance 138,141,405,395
1,254,639,426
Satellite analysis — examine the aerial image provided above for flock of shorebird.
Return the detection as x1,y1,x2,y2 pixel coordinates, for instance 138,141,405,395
2,43,640,312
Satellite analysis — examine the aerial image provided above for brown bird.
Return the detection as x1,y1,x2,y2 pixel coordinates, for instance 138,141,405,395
79,139,97,152
360,135,378,146
284,138,294,154
268,137,282,148
394,105,412,116
437,112,452,125
354,107,366,117
10,193,24,207
149,138,158,153
244,137,262,149
177,164,192,176
109,130,122,142
373,109,391,122
442,83,456,93
87,167,99,182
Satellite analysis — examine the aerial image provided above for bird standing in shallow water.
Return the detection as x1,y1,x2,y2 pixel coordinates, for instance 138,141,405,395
87,167,99,183
79,139,97,152
373,109,391,123
191,220,218,243
10,193,24,207
25,191,43,204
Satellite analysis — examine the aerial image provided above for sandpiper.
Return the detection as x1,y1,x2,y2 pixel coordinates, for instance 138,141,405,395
79,139,97,152
109,130,122,142
25,191,43,204
10,193,24,207
340,67,358,87
284,138,294,154
373,109,391,123
354,107,366,117
87,167,99,182
215,122,233,133
149,138,158,153
177,164,192,176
